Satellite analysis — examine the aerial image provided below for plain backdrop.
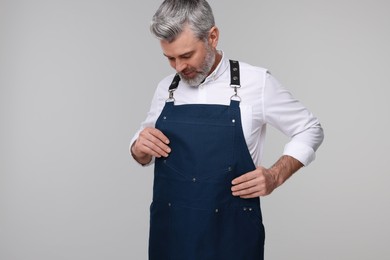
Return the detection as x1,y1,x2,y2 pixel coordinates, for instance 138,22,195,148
1,0,389,259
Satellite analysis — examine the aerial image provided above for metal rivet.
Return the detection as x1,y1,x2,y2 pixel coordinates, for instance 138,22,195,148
163,116,167,120
233,76,238,81
243,207,247,211
233,67,238,71
228,166,232,171
192,178,196,182
249,208,253,211
232,119,235,123
215,209,219,213
168,203,171,207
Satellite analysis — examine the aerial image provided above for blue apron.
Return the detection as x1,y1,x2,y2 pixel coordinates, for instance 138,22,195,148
149,61,265,260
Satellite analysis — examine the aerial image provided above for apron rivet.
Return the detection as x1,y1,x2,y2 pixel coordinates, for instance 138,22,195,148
243,207,247,211
168,203,171,207
215,209,219,213
232,119,235,123
192,178,196,182
163,116,167,120
249,208,253,211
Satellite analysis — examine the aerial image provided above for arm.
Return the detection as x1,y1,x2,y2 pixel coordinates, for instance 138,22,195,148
232,72,324,197
129,75,175,166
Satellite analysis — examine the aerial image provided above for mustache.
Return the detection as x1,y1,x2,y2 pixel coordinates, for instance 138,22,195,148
181,68,205,75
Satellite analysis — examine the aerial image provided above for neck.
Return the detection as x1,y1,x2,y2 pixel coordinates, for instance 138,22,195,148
208,50,222,76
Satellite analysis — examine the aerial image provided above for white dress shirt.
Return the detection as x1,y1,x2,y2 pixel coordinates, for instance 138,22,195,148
131,52,324,167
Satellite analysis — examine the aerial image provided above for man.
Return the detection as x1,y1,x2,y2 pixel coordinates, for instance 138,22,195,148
130,0,324,259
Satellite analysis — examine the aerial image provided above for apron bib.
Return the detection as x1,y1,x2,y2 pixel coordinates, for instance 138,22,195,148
149,61,265,260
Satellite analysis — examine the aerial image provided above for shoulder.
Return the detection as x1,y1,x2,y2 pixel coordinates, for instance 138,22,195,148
236,60,270,86
238,60,269,75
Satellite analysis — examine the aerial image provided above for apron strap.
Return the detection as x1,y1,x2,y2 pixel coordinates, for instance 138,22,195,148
166,74,181,102
229,60,241,101
166,59,241,102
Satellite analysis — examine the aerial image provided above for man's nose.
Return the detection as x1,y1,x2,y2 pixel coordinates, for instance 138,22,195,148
175,59,186,72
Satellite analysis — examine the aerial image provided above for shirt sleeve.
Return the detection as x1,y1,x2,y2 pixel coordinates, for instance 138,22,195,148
263,73,324,166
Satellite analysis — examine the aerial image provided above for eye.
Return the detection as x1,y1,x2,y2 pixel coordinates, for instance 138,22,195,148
181,54,192,59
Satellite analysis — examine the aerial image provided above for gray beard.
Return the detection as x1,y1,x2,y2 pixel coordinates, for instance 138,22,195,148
180,46,216,87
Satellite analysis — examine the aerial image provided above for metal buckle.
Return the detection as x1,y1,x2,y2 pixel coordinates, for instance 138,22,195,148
230,84,241,101
166,89,175,102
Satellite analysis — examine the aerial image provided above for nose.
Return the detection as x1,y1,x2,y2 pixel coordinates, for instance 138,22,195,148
175,59,186,73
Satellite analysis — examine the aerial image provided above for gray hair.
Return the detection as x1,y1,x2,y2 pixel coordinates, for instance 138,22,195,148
150,0,215,42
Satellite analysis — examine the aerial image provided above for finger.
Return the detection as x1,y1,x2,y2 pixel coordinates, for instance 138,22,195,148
240,187,272,198
231,177,259,192
148,128,170,145
142,128,170,151
139,128,171,157
232,182,261,197
232,183,267,198
143,135,169,154
231,170,258,185
141,139,170,158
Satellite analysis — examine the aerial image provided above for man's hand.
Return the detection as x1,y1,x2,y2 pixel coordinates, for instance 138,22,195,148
131,127,171,165
231,155,304,198
231,166,278,198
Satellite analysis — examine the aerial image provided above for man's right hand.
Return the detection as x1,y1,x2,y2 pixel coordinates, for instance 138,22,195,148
131,127,171,165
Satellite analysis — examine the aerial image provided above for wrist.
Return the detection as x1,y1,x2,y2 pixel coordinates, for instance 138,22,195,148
267,167,284,188
269,155,303,187
130,142,152,165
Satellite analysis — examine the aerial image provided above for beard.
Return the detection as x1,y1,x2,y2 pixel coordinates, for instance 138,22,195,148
179,44,216,87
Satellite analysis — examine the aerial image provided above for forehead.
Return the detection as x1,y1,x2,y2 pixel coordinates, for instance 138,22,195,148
160,26,204,57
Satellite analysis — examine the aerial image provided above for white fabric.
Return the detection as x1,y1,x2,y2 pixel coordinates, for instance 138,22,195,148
130,52,324,167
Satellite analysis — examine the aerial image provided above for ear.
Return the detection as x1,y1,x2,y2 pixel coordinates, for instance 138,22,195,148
208,26,219,48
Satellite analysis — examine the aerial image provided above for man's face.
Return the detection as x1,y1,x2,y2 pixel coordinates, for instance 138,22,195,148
160,25,217,86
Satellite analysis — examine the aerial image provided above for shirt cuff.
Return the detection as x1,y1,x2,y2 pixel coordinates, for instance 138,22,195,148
283,141,316,167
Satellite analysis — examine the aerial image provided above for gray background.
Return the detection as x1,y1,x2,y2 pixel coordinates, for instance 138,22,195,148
1,0,389,259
